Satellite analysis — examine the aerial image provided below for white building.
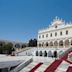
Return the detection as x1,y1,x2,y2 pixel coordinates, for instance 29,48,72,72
38,16,72,48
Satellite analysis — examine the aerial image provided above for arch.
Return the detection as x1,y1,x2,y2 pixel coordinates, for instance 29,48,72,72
53,51,57,58
36,51,38,56
49,41,53,47
71,40,72,45
42,42,44,47
15,43,20,48
46,42,48,47
44,51,47,57
54,41,58,48
39,51,42,56
39,43,41,47
59,40,63,47
65,40,69,47
48,51,53,57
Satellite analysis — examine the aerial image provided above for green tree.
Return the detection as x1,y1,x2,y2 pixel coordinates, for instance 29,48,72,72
33,39,37,47
22,44,26,48
2,43,13,54
28,39,33,47
0,46,3,54
28,38,37,47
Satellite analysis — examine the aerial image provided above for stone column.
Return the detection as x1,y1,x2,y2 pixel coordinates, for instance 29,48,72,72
63,40,65,48
48,41,50,48
53,41,54,48
69,39,71,48
58,40,59,48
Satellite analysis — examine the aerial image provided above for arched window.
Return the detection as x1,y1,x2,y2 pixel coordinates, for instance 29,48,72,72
46,42,48,46
60,31,62,36
42,42,44,47
48,51,52,57
39,43,41,47
55,32,57,36
50,42,53,46
66,30,68,35
42,35,44,38
50,33,52,37
54,41,58,46
59,40,63,46
65,40,69,47
46,34,48,37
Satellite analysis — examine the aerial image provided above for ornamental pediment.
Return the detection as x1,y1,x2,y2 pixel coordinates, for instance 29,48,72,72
51,16,64,27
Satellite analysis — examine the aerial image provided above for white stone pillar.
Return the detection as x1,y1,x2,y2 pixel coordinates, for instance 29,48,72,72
69,39,71,48
53,41,54,48
49,41,50,48
58,40,59,48
63,40,65,48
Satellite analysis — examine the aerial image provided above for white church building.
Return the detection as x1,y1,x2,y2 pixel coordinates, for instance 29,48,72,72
38,16,72,48
17,17,72,57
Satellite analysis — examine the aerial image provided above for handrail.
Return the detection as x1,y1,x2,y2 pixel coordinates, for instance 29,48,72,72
59,47,72,58
10,58,33,72
15,47,36,55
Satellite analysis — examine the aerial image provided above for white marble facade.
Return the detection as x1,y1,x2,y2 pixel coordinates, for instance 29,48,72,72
38,16,72,48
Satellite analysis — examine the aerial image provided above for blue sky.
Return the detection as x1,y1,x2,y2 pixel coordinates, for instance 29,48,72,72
0,0,72,42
